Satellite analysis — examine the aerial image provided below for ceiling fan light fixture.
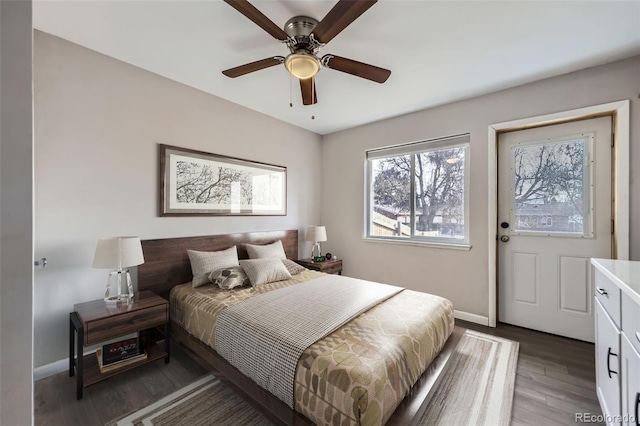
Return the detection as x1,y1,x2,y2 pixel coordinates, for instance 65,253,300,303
285,53,320,79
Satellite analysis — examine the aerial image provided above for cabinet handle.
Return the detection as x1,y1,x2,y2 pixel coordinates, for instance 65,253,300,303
636,331,640,344
596,287,608,296
607,347,618,379
635,393,639,426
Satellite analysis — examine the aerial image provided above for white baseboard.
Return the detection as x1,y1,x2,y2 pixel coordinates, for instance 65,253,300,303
34,348,98,381
34,358,69,381
454,310,490,326
35,333,138,381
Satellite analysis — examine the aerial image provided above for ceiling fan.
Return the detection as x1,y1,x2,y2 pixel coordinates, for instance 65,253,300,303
221,0,391,106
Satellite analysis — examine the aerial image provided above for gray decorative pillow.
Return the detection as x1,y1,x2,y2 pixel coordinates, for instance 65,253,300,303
239,258,292,286
209,266,250,290
187,246,239,288
245,240,286,260
281,259,307,276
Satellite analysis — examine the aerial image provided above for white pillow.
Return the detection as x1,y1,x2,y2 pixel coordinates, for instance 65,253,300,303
245,240,286,260
188,246,239,288
239,258,292,286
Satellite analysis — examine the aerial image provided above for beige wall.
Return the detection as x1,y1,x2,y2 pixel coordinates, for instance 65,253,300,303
33,28,639,368
1,0,34,424
321,56,640,320
33,31,322,367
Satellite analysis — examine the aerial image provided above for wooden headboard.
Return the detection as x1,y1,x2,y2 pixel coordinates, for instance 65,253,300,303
137,229,298,300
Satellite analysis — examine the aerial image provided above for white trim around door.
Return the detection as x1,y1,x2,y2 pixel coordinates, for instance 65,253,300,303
487,100,630,328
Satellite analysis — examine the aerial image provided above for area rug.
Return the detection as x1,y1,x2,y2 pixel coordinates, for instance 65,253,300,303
108,329,518,426
416,329,519,426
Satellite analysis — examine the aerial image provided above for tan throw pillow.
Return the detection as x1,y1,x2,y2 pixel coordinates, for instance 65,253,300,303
209,266,250,290
239,258,292,286
245,240,286,260
187,246,239,288
281,259,307,276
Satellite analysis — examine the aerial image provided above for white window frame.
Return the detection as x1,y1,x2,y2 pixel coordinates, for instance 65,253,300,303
365,134,471,250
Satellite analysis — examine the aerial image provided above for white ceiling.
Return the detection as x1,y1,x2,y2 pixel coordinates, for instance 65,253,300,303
34,0,640,135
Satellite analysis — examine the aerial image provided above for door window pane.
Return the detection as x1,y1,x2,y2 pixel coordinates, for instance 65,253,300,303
512,138,588,234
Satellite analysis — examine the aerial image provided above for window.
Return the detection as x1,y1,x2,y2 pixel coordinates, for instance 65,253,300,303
510,135,591,236
366,134,470,247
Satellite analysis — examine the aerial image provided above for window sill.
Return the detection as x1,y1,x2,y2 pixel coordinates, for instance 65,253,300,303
363,237,472,251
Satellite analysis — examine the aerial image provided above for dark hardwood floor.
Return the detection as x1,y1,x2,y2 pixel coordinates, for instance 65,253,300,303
34,342,208,426
34,321,603,426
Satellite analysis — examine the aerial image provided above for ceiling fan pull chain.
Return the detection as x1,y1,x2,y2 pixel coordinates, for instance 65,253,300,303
312,76,316,118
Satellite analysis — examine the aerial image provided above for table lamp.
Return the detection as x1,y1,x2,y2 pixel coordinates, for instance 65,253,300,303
93,237,145,302
306,226,327,261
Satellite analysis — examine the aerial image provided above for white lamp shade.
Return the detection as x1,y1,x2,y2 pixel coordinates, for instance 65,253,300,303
306,226,327,242
93,237,145,269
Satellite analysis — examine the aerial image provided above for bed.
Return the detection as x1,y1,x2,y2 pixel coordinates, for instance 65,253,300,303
138,230,463,425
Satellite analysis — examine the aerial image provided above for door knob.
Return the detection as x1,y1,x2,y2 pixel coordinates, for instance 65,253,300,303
500,235,510,242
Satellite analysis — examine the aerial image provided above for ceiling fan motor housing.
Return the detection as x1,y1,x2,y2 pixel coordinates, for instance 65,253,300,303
284,16,321,54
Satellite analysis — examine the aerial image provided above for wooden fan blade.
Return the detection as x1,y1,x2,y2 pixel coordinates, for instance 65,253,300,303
322,54,390,83
312,0,377,44
300,78,318,105
222,57,284,78
223,0,288,41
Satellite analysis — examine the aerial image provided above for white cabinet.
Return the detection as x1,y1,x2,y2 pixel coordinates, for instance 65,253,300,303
623,292,640,355
621,333,640,426
596,298,622,425
592,258,640,426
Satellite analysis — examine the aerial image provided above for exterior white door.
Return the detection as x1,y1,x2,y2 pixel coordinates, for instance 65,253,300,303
498,117,612,342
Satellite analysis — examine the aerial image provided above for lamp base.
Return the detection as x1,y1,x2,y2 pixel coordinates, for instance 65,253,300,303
104,295,134,304
311,242,322,260
104,269,135,302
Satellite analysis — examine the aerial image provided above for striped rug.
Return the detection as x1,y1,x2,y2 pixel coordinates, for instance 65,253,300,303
110,330,518,426
417,329,519,426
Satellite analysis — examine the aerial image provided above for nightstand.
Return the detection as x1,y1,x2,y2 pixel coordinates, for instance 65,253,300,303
295,258,343,275
69,290,170,399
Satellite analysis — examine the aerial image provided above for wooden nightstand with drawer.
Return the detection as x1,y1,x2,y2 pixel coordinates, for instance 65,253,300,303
69,290,169,399
295,258,343,275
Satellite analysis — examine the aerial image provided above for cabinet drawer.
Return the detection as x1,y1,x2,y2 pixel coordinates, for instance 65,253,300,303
322,262,342,274
85,305,167,344
595,269,621,327
622,292,640,355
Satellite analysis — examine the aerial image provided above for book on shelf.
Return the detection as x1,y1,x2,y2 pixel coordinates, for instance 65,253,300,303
102,337,142,365
96,348,147,374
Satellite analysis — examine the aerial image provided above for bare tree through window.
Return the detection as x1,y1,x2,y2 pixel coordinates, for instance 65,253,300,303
415,148,465,237
512,138,586,233
371,146,466,240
